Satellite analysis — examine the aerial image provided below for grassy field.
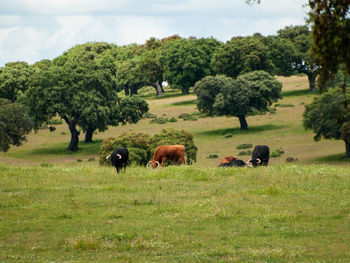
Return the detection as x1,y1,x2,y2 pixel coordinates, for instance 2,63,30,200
0,75,348,167
1,164,350,262
1,75,350,262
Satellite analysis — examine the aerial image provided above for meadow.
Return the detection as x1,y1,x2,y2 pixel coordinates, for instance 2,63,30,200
0,75,348,167
1,75,350,262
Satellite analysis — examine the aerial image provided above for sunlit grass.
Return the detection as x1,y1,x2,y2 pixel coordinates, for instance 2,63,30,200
1,164,350,262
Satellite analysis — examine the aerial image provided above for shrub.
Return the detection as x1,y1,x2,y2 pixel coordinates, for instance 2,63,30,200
236,143,253,149
238,150,253,156
150,128,198,165
169,117,177,122
143,112,157,119
207,154,218,159
49,126,56,132
271,148,284,158
99,133,151,166
149,117,169,124
286,157,298,162
47,119,63,125
178,112,201,121
99,129,198,166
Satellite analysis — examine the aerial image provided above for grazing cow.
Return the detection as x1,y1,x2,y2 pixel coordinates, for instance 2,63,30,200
147,145,185,169
219,155,237,165
106,147,129,173
247,145,270,167
218,159,247,167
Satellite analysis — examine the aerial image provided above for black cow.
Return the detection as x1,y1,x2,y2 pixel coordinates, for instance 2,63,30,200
218,159,247,167
106,147,129,173
247,145,269,167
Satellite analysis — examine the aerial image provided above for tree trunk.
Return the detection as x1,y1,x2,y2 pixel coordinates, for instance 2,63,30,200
181,87,190,95
124,85,130,96
345,140,350,158
307,72,316,92
130,86,138,96
238,116,248,130
64,117,80,151
85,126,95,143
152,81,163,96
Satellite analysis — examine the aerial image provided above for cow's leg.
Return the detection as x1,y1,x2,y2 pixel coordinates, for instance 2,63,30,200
180,156,185,165
116,166,120,173
161,157,166,167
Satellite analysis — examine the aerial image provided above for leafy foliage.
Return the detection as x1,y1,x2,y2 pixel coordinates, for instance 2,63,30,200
309,0,350,83
0,62,34,102
211,36,272,78
303,87,350,156
99,133,152,166
158,37,220,94
194,71,282,129
99,128,198,166
149,128,198,164
0,99,33,152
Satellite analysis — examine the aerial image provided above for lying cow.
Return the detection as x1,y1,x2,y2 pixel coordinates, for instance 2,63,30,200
219,159,247,167
106,147,129,173
147,145,185,169
247,145,269,167
219,155,237,165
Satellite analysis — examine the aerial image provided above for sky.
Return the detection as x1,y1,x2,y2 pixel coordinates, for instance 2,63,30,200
0,0,308,67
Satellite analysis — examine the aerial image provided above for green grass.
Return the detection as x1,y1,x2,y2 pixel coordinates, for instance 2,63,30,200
1,164,350,262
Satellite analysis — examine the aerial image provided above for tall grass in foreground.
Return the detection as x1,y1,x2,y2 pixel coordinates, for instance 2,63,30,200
1,164,350,262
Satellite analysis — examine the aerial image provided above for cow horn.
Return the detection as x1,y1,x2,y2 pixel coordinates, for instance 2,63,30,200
116,154,122,159
155,161,160,167
106,154,111,160
246,159,252,164
146,161,152,167
256,158,261,164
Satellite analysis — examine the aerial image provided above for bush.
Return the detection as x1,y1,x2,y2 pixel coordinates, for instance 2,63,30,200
47,119,63,125
207,154,218,159
149,117,169,124
143,112,157,119
236,143,253,149
178,112,201,121
238,150,253,156
169,117,177,122
99,133,151,166
150,128,198,165
271,148,284,158
99,129,198,166
286,157,297,162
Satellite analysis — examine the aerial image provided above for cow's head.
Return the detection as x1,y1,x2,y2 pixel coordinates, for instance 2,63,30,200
147,160,160,169
246,158,261,167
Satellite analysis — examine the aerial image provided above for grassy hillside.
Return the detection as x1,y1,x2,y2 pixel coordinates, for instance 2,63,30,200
1,164,350,262
0,75,348,167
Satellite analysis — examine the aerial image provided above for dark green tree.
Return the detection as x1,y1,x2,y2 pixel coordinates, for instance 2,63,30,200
195,71,282,130
158,37,220,95
211,36,272,78
303,87,350,157
0,99,33,152
0,62,34,102
277,25,318,91
309,0,350,85
25,42,148,151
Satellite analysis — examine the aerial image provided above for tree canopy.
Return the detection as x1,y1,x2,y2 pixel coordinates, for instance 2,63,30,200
25,42,148,151
309,0,350,84
195,71,282,130
211,36,272,79
303,87,350,157
158,37,220,94
0,62,34,102
0,99,33,152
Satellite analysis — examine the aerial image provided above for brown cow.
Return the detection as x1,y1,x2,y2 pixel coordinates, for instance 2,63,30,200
147,145,185,169
219,155,237,165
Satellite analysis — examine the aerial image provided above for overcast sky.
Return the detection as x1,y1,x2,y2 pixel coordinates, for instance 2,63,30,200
0,0,308,67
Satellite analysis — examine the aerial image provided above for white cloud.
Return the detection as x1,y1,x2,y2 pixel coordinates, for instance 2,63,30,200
0,0,309,66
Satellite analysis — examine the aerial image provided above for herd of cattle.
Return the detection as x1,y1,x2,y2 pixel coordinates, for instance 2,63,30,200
106,144,270,173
